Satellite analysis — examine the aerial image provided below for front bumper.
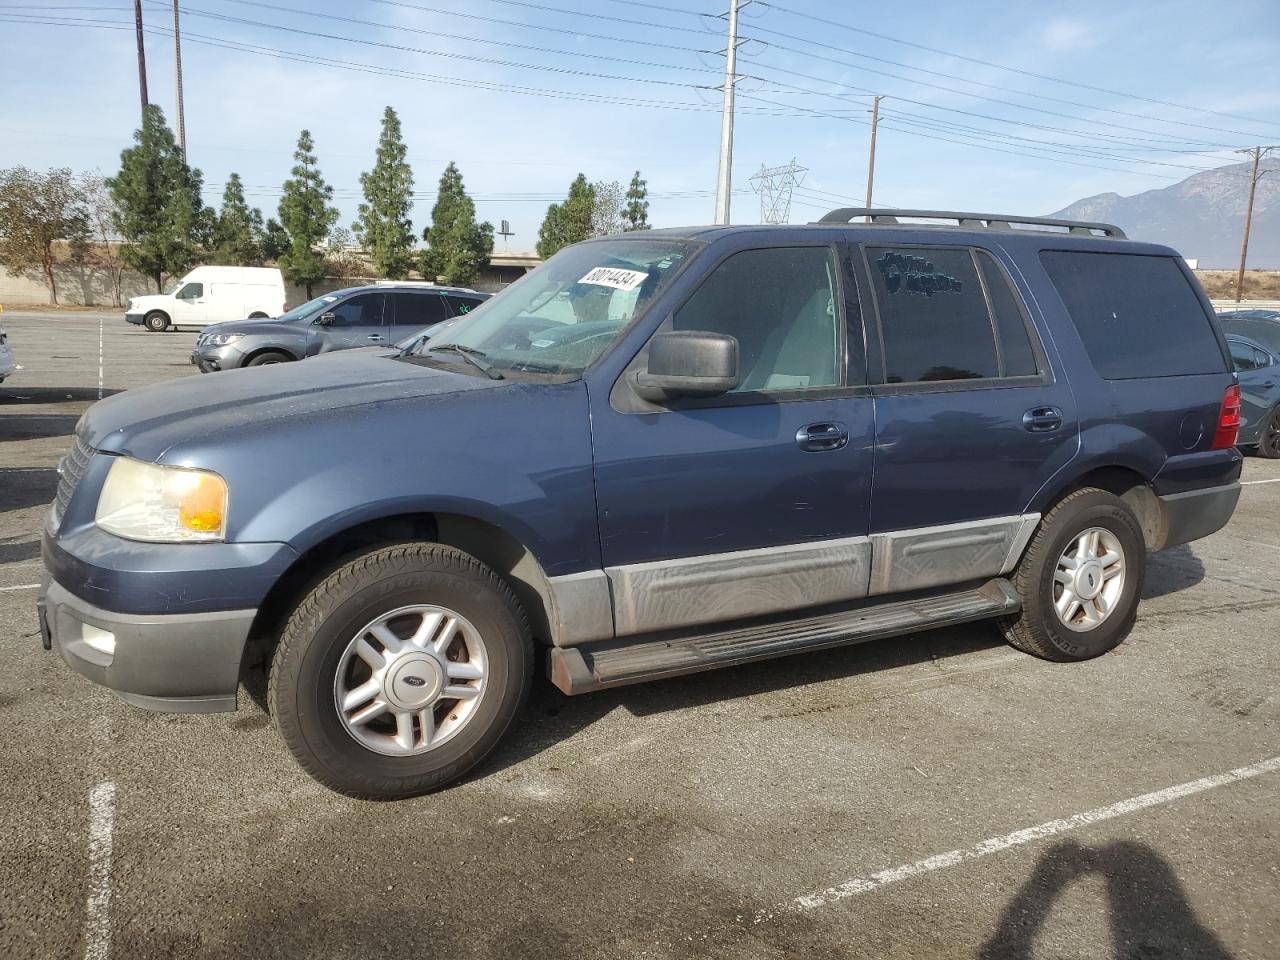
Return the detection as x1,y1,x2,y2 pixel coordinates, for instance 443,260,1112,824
190,343,245,372
124,312,145,326
38,578,255,713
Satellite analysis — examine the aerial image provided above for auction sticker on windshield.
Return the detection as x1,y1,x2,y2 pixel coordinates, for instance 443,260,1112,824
577,267,648,291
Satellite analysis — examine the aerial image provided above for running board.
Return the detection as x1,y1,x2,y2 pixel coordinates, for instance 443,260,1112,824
548,578,1020,695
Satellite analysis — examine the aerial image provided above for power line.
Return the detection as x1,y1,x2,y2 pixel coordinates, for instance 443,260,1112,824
754,0,1280,136
216,0,717,75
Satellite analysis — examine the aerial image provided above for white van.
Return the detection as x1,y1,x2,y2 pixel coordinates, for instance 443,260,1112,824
124,266,287,332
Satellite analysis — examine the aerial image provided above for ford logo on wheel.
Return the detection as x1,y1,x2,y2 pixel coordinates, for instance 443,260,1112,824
402,675,426,687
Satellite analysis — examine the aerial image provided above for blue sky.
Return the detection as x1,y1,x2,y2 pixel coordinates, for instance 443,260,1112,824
2,0,1278,252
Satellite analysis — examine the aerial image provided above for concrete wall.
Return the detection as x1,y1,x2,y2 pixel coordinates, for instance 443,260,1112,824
0,262,156,307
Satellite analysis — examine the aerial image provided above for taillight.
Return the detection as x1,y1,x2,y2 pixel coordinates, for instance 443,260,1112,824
1212,384,1242,450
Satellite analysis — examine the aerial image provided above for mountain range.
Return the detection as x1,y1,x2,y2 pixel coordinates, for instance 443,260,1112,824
1050,160,1279,269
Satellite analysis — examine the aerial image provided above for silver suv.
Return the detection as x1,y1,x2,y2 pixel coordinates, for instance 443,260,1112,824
190,283,489,372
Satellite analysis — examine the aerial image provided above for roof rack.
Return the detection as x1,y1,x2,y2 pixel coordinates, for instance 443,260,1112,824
816,208,1126,239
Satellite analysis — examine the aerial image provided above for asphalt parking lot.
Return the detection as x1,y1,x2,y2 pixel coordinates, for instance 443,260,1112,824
1,309,1277,960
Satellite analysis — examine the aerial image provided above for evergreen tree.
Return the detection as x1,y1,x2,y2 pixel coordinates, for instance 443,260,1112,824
536,174,594,259
277,129,338,298
353,106,415,279
107,104,209,292
212,173,260,264
624,170,650,230
420,162,493,286
259,217,289,262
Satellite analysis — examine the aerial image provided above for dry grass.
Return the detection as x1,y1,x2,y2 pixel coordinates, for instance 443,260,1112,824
1195,270,1280,301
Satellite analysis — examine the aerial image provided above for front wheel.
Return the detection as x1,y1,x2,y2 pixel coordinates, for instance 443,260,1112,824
999,488,1145,661
143,311,169,332
269,543,533,799
246,351,292,366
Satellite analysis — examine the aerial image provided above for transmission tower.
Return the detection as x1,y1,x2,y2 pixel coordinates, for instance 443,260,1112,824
749,159,807,224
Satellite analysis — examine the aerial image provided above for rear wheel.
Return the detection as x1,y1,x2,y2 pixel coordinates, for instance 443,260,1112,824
246,351,292,366
1257,408,1280,459
143,311,169,332
269,543,533,799
999,487,1145,661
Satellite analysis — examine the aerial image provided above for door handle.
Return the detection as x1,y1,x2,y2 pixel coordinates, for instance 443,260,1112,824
796,421,849,452
365,335,385,342
1022,406,1063,432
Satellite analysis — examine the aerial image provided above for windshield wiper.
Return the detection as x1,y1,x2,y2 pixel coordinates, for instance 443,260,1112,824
430,343,505,380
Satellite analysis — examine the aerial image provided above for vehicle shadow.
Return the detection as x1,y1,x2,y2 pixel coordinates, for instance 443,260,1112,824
0,414,82,441
0,467,58,511
0,386,121,404
0,536,41,564
477,619,1008,782
1144,544,1206,600
979,838,1234,959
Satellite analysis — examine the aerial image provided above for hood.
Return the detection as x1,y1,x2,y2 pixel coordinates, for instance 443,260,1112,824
79,351,506,461
127,293,171,309
199,316,306,337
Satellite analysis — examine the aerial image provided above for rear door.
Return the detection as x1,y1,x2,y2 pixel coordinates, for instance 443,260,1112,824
857,242,1077,596
1228,338,1280,442
308,292,386,354
388,291,450,343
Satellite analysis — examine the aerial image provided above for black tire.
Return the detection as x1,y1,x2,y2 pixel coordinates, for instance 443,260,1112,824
143,311,170,332
998,487,1145,662
268,543,532,799
1257,408,1280,459
248,312,269,319
246,350,292,367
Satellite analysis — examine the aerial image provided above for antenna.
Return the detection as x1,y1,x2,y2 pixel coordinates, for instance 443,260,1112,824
749,158,807,224
497,219,514,252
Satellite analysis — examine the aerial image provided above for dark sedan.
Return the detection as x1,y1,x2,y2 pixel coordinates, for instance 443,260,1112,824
1227,333,1280,457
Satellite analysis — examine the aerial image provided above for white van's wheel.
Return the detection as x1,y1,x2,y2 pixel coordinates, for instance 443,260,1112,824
144,311,170,332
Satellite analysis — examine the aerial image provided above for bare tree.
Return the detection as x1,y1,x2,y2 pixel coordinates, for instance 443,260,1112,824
325,226,363,279
0,166,90,304
82,171,126,307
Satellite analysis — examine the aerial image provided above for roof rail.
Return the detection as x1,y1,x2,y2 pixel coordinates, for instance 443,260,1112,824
816,208,1126,239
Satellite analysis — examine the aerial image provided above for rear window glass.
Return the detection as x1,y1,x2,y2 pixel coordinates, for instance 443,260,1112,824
866,246,1042,383
1040,251,1227,380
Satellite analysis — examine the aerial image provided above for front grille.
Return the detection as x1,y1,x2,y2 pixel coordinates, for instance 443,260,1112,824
51,436,93,527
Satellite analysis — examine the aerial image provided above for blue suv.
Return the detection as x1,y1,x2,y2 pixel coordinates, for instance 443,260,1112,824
38,210,1243,798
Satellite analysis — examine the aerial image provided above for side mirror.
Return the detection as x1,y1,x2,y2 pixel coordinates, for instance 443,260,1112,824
633,331,738,401
316,312,336,326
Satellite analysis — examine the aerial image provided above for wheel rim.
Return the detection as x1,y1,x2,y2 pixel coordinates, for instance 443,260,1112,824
333,604,488,757
1053,526,1126,632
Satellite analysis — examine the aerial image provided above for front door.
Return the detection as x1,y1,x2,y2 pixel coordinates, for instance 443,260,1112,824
590,243,876,637
171,281,207,326
309,291,386,354
857,242,1078,595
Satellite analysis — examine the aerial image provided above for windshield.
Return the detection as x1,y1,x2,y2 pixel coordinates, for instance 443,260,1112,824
419,238,696,375
278,294,339,321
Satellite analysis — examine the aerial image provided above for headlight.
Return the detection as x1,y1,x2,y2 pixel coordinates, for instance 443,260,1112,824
95,457,228,542
204,333,244,347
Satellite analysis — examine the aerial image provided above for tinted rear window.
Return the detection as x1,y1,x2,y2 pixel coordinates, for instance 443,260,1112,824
1040,251,1226,379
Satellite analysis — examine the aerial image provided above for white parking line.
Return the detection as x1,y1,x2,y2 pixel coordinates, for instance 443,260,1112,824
0,583,38,592
794,755,1280,910
98,317,103,401
1241,478,1280,485
84,780,116,960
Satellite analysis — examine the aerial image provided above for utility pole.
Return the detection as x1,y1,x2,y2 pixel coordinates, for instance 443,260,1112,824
173,0,187,160
865,95,883,222
133,0,148,122
1235,145,1277,303
713,0,744,225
